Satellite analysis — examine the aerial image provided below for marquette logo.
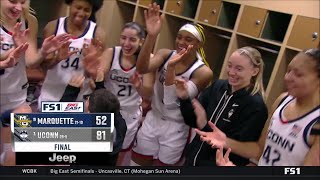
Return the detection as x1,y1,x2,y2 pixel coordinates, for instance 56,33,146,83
14,115,32,128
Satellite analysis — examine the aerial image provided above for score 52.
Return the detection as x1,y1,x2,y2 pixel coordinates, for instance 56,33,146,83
95,115,108,126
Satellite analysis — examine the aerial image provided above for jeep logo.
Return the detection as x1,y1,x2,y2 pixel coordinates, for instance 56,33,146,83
48,153,76,163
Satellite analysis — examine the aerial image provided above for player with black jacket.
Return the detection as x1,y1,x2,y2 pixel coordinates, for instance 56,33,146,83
178,47,268,166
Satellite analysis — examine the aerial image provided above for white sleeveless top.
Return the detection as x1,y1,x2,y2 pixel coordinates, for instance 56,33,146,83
152,51,204,122
258,95,320,166
0,18,28,95
104,46,142,110
39,17,96,103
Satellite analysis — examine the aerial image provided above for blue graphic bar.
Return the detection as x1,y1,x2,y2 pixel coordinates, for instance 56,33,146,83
12,113,114,128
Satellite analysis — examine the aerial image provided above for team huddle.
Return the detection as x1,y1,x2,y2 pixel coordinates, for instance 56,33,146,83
0,0,319,167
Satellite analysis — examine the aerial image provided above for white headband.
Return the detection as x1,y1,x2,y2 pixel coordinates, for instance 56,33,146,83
179,24,202,42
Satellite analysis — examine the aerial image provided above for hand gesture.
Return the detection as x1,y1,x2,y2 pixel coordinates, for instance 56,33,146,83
82,38,104,57
89,68,105,90
40,33,71,57
168,45,193,67
83,54,101,80
175,78,189,99
56,41,78,61
144,3,164,36
95,67,105,82
0,43,29,69
192,99,208,129
82,39,104,79
68,74,85,88
195,121,227,149
12,22,29,47
129,72,142,90
216,147,235,166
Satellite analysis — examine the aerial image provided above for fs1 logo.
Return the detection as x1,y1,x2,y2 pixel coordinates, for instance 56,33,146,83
42,102,62,112
41,102,84,112
284,167,301,175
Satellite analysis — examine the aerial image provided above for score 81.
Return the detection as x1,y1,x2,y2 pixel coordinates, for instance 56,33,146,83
96,130,106,140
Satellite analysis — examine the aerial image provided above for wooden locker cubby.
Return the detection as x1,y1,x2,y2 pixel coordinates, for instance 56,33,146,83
287,16,320,50
217,1,240,30
261,11,292,43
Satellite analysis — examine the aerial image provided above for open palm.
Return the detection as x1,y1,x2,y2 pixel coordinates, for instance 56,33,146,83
41,34,71,57
0,43,29,68
12,22,29,47
144,3,163,36
56,41,77,62
168,45,193,67
195,121,227,149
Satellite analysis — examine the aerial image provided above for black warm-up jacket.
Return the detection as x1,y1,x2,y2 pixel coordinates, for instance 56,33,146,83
180,80,268,166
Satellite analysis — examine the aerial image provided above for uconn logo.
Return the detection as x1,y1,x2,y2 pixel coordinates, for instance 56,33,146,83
110,69,130,83
1,43,15,51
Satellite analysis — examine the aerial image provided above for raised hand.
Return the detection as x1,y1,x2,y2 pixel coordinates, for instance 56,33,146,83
216,147,235,166
175,78,189,99
68,74,85,88
40,33,71,57
56,41,78,61
95,67,105,82
144,3,164,36
12,22,29,47
0,43,29,69
168,45,193,67
129,72,142,90
192,99,208,129
83,54,101,79
195,121,227,149
82,38,104,79
82,38,104,57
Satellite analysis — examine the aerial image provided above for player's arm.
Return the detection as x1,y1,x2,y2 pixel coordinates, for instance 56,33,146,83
40,20,73,70
137,48,170,74
189,65,213,96
0,44,29,69
94,26,106,50
100,48,113,77
132,54,156,99
303,122,320,166
24,15,71,67
140,71,155,99
184,65,213,129
39,20,59,69
60,75,85,102
23,14,40,67
178,67,213,128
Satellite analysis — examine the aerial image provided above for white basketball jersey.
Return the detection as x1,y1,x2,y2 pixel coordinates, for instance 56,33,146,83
151,51,204,122
39,17,96,103
0,18,28,95
258,95,320,166
104,46,142,109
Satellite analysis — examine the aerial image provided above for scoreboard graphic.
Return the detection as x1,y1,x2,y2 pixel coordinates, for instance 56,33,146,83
10,102,115,165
